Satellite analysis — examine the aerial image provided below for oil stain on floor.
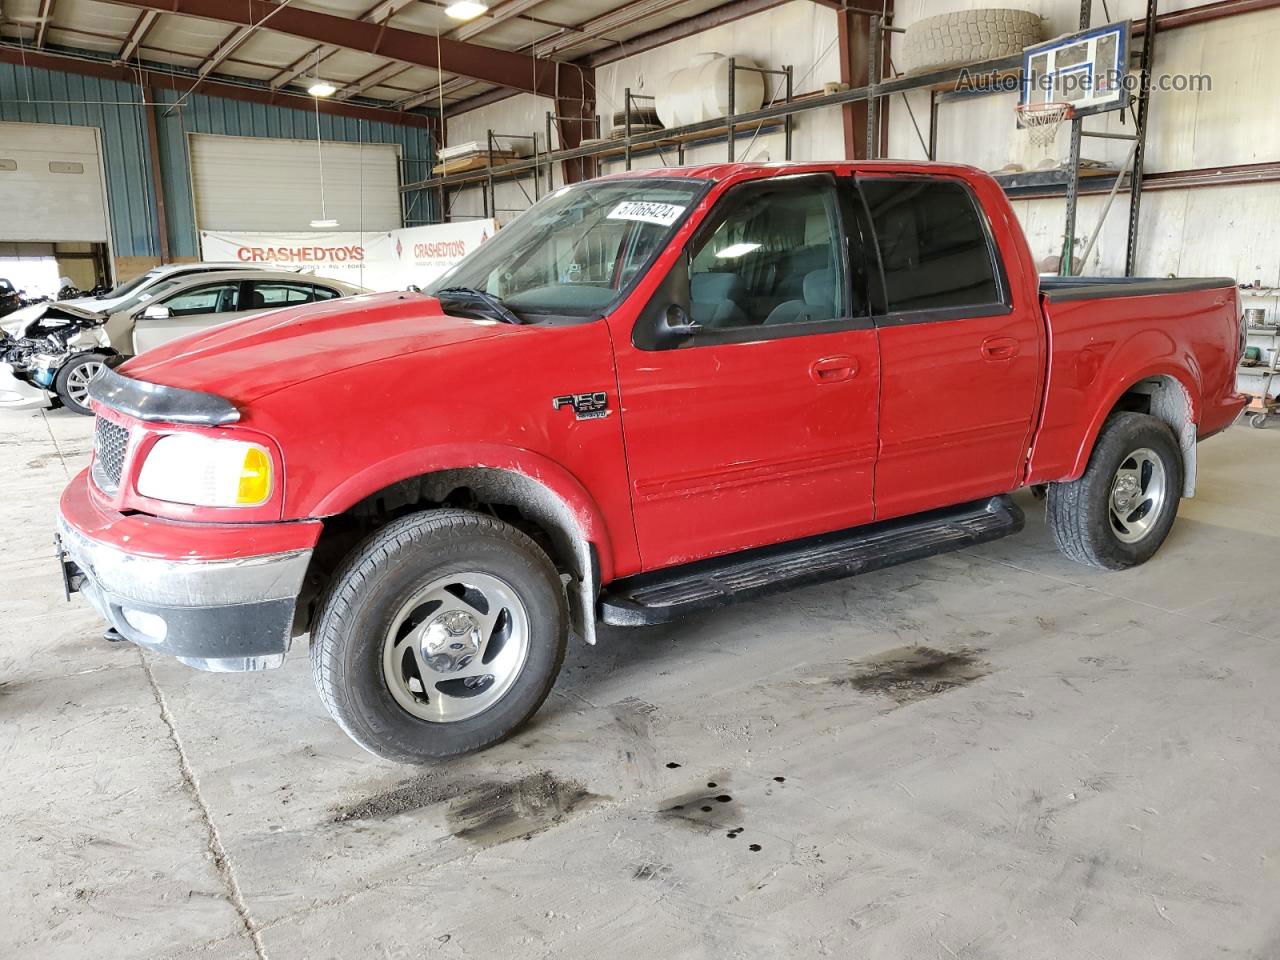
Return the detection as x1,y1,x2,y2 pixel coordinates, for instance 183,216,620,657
333,770,602,847
447,771,602,846
836,645,990,705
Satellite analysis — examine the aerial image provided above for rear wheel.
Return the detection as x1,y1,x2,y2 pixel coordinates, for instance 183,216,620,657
54,353,108,416
310,509,567,763
1047,412,1183,570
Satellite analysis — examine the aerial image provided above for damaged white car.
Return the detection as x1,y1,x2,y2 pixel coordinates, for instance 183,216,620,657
1,269,363,415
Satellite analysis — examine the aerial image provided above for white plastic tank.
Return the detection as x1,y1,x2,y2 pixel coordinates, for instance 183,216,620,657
656,53,766,128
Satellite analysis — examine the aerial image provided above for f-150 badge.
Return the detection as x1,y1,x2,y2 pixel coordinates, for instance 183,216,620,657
552,392,610,421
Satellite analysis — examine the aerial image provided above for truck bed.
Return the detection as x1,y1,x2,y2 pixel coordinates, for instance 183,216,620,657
1039,275,1235,302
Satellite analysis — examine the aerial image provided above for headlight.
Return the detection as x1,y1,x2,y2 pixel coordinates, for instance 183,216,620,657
136,434,273,507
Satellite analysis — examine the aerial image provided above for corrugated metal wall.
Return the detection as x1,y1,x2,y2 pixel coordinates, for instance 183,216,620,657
0,62,434,261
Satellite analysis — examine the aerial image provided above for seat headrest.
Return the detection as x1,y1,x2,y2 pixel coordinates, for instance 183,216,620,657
691,272,743,301
803,269,836,307
250,291,266,308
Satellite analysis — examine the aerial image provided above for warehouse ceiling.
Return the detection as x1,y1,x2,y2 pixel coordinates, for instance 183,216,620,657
0,0,747,115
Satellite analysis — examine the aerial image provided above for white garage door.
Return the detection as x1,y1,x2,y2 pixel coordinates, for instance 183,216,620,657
0,122,110,243
189,133,402,232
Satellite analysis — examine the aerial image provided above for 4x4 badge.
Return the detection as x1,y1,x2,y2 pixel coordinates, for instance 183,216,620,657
552,391,610,421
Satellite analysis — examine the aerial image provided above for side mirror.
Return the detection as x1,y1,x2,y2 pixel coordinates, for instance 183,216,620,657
654,303,701,346
140,304,170,320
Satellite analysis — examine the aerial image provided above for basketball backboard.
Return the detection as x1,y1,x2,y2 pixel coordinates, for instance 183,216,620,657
1020,20,1131,119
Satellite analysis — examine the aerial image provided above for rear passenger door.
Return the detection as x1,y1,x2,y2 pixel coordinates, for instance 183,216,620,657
244,279,318,310
858,176,1043,520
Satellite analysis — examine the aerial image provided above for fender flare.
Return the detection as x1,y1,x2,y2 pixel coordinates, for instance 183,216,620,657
307,443,614,643
1069,364,1200,494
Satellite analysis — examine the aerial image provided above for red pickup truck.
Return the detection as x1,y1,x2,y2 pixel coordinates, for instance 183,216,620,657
56,161,1245,762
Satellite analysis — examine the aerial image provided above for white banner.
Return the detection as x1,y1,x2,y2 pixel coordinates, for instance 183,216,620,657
199,220,496,294
393,220,495,289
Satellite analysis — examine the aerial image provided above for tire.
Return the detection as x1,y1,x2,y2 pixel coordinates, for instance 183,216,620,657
53,353,109,416
1046,412,1184,570
903,9,1043,74
310,509,568,763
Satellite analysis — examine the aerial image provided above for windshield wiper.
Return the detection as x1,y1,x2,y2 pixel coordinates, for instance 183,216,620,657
434,286,523,325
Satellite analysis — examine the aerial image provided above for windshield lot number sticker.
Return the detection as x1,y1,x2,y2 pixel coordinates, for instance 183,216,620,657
607,202,685,226
553,392,610,420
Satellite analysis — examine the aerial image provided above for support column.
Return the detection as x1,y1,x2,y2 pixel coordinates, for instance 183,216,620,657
144,85,170,263
554,70,596,185
1060,0,1092,276
1125,0,1158,275
836,7,870,160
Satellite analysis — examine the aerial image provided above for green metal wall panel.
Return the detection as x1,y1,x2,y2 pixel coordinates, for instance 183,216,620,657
0,62,434,262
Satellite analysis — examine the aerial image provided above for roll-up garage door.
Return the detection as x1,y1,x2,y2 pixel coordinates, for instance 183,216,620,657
189,133,402,232
0,122,110,243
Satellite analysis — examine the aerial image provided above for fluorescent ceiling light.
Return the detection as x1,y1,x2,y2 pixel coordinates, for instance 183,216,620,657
715,242,761,259
445,0,488,20
310,218,339,228
308,80,336,97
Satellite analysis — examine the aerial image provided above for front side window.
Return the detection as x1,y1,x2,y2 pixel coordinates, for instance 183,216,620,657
860,179,1002,314
428,178,709,320
686,177,847,329
161,282,240,317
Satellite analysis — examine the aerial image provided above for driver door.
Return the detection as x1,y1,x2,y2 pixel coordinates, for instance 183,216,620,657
609,173,882,570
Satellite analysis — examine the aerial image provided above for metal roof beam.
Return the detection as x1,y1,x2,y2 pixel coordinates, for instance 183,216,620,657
117,9,160,60
334,61,411,100
196,25,257,80
434,0,686,106
99,0,588,99
451,0,549,40
0,44,438,129
268,44,339,89
267,0,413,91
35,0,56,47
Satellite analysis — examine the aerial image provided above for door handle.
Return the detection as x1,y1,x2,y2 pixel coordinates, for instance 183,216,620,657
980,336,1019,362
810,355,857,384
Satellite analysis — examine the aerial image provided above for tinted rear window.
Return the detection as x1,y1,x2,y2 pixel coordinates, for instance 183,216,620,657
861,179,1002,313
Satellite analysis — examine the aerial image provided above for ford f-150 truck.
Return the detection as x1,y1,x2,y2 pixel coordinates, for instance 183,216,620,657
55,161,1246,762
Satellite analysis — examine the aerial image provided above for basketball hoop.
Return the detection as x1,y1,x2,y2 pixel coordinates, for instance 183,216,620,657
1016,101,1074,149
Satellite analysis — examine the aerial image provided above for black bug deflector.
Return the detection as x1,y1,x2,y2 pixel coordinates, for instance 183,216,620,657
88,366,240,425
599,495,1024,626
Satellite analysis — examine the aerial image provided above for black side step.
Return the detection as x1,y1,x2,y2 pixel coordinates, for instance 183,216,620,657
599,495,1024,627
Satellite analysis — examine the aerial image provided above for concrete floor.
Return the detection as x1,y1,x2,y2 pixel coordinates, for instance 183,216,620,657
3,407,1280,960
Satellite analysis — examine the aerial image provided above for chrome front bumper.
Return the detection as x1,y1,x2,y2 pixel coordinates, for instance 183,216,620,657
56,515,313,672
0,361,53,410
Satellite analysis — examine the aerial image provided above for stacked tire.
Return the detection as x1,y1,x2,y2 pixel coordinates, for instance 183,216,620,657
902,9,1043,74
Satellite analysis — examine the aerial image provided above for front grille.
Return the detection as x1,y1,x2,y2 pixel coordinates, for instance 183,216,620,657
92,416,129,492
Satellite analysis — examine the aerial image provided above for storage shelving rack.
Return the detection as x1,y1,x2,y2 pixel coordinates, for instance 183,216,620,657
404,0,1168,276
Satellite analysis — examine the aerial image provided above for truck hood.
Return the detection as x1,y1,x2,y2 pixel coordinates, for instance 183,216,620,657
121,292,509,403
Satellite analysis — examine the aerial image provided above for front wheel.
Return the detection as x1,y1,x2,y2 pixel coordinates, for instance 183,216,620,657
1046,412,1183,570
310,509,568,763
54,353,108,416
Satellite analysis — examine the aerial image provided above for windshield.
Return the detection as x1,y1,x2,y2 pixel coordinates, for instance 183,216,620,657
114,278,185,315
100,269,164,300
428,178,710,318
